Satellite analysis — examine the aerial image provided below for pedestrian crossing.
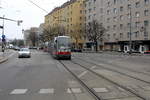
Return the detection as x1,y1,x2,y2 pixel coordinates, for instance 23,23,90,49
0,87,109,95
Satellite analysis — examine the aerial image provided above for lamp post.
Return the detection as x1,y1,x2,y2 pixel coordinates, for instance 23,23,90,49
129,4,132,54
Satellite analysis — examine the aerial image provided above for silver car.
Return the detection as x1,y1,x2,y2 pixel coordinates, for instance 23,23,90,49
18,48,31,58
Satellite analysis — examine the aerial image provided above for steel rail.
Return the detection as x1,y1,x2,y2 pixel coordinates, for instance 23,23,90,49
70,60,147,100
59,60,103,100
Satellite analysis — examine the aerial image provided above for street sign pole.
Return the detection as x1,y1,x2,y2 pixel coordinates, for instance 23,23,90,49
2,15,5,53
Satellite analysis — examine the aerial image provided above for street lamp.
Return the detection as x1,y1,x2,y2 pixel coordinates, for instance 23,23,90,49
0,16,23,52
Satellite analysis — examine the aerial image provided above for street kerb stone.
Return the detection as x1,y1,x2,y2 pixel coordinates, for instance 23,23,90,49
0,57,8,64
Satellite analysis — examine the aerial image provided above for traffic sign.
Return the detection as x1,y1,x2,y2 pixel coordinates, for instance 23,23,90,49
2,35,5,38
0,25,3,29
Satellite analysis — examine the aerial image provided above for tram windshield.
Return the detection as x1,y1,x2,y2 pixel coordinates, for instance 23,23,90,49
57,37,71,49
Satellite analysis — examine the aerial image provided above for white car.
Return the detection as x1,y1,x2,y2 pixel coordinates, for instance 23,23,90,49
18,48,31,58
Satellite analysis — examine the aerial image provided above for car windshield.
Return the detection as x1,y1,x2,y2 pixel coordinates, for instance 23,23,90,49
20,48,29,51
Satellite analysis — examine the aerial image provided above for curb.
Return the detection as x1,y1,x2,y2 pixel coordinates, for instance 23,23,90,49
0,57,8,64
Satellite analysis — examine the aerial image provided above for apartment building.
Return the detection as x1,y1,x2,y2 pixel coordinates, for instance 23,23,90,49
85,0,150,52
45,0,85,49
85,0,104,50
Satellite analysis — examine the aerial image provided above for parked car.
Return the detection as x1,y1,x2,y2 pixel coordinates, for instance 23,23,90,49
18,48,31,58
14,46,20,51
71,48,82,52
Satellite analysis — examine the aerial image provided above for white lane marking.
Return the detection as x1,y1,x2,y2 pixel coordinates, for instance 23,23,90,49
78,66,96,78
93,88,109,93
67,88,72,93
7,51,16,58
142,86,150,91
39,89,54,94
98,63,105,66
10,89,28,94
67,88,82,93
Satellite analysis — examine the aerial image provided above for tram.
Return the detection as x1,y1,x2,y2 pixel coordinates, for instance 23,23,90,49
50,36,71,60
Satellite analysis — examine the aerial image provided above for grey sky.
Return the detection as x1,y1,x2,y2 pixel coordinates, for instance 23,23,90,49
0,0,68,39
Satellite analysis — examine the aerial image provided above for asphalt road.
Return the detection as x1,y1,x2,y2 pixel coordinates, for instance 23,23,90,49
1,50,150,100
0,50,94,100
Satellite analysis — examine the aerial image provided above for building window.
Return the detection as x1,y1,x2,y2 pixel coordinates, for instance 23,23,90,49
120,24,123,29
107,10,111,15
135,12,140,17
94,7,96,11
135,22,140,28
114,0,117,4
127,32,130,38
113,17,117,22
113,33,116,38
144,0,149,5
113,8,117,14
107,26,110,30
85,10,87,14
113,25,117,30
120,15,123,20
107,1,110,7
144,10,149,16
135,2,140,8
127,4,131,10
80,10,82,14
89,2,91,6
89,9,92,13
144,32,148,37
127,23,131,28
100,8,103,13
88,15,91,19
80,17,82,20
120,33,123,38
144,20,149,27
120,6,123,12
127,13,131,19
107,18,110,22
135,31,139,38
107,34,110,39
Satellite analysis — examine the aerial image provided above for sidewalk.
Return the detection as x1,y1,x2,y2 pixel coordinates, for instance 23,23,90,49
0,49,14,64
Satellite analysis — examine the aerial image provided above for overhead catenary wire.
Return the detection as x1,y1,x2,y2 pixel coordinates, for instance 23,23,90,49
27,0,57,19
27,0,48,13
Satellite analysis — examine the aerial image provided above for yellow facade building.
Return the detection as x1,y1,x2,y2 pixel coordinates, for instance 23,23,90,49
45,0,85,48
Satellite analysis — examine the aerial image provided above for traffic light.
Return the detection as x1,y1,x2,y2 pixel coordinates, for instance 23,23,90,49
17,20,23,26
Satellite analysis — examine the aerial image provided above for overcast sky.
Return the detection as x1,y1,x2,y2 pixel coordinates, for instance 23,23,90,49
0,0,68,39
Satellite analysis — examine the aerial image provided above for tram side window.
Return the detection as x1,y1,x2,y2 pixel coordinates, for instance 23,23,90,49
54,40,57,49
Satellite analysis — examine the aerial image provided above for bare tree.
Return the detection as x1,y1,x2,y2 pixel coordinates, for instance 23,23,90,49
39,25,67,43
71,23,85,49
86,20,106,51
28,31,38,46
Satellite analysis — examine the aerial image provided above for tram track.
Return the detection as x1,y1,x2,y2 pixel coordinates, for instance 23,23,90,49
59,60,103,100
73,55,150,85
63,59,148,100
75,54,150,76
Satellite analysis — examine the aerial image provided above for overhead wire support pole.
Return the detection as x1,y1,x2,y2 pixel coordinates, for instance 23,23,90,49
129,4,132,54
